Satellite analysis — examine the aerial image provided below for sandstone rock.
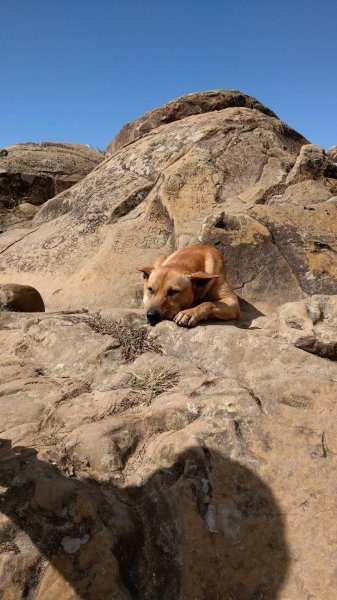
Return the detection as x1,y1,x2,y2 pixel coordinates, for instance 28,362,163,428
269,179,333,207
0,142,104,209
326,145,337,162
0,309,337,598
107,89,280,153
272,295,337,360
286,144,327,183
1,91,337,599
251,198,337,297
200,211,303,312
0,283,45,312
0,92,313,313
287,143,337,184
0,207,19,233
0,203,42,235
15,202,40,218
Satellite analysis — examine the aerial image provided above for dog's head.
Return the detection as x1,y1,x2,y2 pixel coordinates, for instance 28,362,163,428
137,264,219,325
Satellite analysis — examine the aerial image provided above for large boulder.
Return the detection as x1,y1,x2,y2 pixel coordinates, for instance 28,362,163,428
107,89,279,153
0,142,104,209
1,90,337,599
3,90,334,313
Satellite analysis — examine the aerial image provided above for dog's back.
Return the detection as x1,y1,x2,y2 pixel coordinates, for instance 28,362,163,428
162,244,226,276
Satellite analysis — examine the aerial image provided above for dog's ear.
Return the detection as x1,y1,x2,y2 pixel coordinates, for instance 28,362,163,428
189,272,220,287
137,266,153,280
153,254,167,268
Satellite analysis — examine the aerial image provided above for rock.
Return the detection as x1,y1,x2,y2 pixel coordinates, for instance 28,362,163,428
15,202,40,218
272,295,337,360
326,145,337,162
251,198,337,297
270,179,333,207
61,535,90,554
0,91,313,313
0,283,45,312
0,207,19,233
0,309,337,598
286,144,328,183
0,142,104,209
1,91,337,599
200,211,303,312
0,203,41,234
285,143,337,184
107,89,280,153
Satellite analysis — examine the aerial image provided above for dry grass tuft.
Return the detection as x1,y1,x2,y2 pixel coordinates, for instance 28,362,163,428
82,313,161,362
129,368,179,400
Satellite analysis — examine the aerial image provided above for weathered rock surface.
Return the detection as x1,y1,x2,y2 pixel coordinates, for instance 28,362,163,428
327,145,337,162
1,91,336,314
0,203,39,233
1,91,337,599
0,142,104,209
0,91,314,312
107,89,280,153
285,143,336,184
0,307,337,599
269,294,337,360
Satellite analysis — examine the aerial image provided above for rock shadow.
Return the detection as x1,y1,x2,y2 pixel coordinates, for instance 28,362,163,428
0,439,289,599
236,296,265,328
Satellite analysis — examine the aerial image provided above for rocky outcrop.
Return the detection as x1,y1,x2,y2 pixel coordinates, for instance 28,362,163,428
286,144,337,183
0,142,104,209
1,90,337,599
327,145,337,162
0,306,337,599
270,295,337,360
107,89,280,153
0,91,320,313
1,92,336,314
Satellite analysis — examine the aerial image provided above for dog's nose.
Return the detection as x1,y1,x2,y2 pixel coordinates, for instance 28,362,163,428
146,308,161,325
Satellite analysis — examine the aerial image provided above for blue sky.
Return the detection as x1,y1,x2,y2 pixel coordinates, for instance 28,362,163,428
2,0,336,150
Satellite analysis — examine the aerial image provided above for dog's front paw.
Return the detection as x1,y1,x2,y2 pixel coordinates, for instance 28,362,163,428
173,309,199,327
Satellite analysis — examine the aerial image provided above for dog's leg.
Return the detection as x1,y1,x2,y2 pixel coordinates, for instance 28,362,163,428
174,295,240,327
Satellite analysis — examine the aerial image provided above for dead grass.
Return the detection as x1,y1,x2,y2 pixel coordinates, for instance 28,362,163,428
82,313,161,363
128,367,179,400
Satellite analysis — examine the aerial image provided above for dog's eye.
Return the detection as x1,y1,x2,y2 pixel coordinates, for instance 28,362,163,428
148,287,154,294
167,288,178,297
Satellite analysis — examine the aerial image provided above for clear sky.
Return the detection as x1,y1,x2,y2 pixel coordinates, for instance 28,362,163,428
2,0,337,151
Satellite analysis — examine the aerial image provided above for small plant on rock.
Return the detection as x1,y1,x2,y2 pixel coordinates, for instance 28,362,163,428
83,313,161,362
129,367,179,400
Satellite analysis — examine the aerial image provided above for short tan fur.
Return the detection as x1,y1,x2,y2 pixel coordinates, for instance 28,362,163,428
138,245,240,327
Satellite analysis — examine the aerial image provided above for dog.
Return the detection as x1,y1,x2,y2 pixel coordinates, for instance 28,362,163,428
138,244,240,327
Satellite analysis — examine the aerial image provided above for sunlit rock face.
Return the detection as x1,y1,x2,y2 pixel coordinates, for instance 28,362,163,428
0,142,104,231
1,91,337,599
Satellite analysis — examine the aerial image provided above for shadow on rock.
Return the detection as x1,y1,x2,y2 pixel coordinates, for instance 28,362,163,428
0,439,289,599
197,297,264,330
237,297,265,329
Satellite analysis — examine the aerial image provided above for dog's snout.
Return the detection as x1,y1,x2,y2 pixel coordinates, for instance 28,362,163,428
147,307,162,325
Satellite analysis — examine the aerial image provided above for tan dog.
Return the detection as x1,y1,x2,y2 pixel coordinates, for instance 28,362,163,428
138,244,240,327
